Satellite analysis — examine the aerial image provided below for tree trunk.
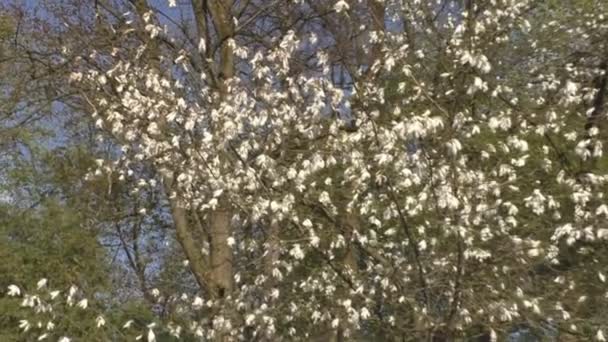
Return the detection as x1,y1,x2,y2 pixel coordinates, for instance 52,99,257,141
188,2,237,340
164,179,212,293
209,207,233,299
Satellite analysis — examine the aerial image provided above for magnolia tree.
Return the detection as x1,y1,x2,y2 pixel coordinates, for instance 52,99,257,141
4,0,608,341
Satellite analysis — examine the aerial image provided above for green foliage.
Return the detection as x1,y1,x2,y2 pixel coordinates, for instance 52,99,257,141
0,202,108,289
0,15,14,43
0,201,110,340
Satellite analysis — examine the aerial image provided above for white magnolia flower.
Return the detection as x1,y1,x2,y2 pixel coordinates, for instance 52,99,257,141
168,323,182,338
148,328,156,342
564,80,579,95
192,296,204,309
418,240,428,251
271,288,280,299
58,337,71,342
21,294,38,308
49,290,60,300
123,320,134,329
37,278,48,289
334,0,349,13
96,315,106,328
598,329,606,342
77,298,88,309
68,285,78,297
361,307,370,320
46,321,55,331
19,319,30,332
310,234,320,247
7,284,20,297
289,244,305,260
198,38,206,53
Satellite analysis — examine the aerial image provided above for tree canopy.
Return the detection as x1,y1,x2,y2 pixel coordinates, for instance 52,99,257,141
1,0,608,341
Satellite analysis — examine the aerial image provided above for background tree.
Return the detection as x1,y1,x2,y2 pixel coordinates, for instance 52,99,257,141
2,0,608,341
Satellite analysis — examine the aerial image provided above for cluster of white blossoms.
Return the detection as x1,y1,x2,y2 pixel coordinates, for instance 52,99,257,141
6,0,608,340
5,281,265,341
5,281,89,341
